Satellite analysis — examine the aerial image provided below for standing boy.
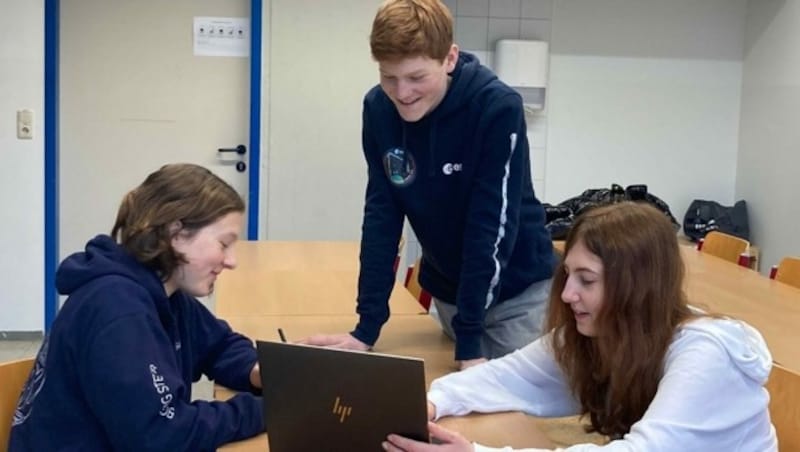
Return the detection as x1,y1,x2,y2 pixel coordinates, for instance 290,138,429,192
303,0,554,369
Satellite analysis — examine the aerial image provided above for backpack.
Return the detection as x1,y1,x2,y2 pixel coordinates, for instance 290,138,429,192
682,199,749,242
543,184,679,240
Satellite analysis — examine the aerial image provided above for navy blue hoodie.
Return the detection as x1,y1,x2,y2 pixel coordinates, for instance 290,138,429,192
353,52,555,360
9,235,264,451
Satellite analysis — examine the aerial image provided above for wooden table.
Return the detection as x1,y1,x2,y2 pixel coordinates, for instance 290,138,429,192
226,239,800,370
223,314,454,386
680,246,800,370
228,241,365,271
216,241,424,317
220,411,553,451
214,241,555,450
218,314,554,451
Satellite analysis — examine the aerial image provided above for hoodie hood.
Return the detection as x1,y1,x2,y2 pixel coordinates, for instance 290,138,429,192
681,317,772,383
56,234,166,302
399,52,500,176
432,52,497,119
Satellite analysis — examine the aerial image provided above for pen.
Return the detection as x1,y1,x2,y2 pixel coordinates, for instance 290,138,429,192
278,328,287,343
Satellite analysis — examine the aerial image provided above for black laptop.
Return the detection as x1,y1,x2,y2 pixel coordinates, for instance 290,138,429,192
256,340,429,452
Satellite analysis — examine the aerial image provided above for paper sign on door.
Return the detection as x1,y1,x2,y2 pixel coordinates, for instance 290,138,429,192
193,17,249,57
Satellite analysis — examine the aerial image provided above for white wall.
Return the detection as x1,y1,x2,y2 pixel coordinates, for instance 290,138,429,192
261,0,749,244
445,0,554,199
413,0,747,225
737,0,800,272
263,0,380,239
0,1,44,332
0,0,777,332
546,0,747,223
58,1,251,264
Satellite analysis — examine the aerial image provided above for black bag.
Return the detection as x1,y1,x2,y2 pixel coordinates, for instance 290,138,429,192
682,199,749,242
544,184,680,240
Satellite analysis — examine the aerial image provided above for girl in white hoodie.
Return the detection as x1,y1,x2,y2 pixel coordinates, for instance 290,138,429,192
383,202,777,452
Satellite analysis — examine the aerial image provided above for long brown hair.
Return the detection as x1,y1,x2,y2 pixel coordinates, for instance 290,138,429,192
111,163,244,280
546,202,696,438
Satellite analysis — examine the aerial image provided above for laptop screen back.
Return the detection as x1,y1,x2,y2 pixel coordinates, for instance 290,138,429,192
256,341,428,451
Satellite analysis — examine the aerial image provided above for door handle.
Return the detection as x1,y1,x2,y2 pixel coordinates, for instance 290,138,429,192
217,144,247,155
217,145,247,172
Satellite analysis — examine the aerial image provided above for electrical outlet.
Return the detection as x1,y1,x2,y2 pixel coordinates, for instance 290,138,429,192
17,109,34,139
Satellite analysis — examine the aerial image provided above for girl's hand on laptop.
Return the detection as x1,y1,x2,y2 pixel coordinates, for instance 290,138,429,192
383,422,474,451
427,402,436,420
249,363,261,389
297,333,370,351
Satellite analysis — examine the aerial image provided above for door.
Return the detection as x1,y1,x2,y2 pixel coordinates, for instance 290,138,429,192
59,0,253,262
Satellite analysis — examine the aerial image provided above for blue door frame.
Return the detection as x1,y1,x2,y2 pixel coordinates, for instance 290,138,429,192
43,0,262,331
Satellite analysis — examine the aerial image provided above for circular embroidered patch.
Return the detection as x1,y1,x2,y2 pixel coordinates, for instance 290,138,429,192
382,147,417,187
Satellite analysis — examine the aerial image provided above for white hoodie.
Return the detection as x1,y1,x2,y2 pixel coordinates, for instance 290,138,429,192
427,318,777,451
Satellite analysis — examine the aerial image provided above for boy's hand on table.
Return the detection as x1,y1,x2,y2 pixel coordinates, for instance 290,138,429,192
297,333,370,351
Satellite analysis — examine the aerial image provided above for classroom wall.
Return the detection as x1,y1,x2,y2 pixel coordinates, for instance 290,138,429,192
0,0,767,332
264,0,747,242
263,0,378,239
737,0,800,273
0,1,44,333
546,0,747,224
444,0,553,199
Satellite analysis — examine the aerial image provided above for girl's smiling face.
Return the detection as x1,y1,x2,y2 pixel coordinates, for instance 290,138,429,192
561,239,605,337
164,212,242,297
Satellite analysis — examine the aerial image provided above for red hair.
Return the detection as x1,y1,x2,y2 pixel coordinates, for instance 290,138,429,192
370,0,453,61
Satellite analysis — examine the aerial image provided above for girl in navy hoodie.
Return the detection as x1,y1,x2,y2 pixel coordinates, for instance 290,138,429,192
9,163,264,451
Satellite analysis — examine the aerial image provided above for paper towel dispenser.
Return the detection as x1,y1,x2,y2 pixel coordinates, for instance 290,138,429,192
494,39,549,110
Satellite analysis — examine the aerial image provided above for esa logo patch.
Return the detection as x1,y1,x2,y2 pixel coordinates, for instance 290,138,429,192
442,162,462,175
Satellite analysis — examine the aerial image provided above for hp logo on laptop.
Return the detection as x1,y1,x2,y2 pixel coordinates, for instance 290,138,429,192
332,396,352,423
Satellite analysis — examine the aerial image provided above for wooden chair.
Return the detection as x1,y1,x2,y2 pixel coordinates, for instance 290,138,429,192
766,363,800,451
700,231,750,265
770,257,800,289
0,358,34,451
404,258,432,311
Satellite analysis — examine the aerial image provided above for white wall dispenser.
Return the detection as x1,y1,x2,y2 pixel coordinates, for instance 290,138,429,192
494,39,549,110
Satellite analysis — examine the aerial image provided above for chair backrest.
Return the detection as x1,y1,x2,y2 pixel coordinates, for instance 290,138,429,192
774,257,800,289
0,358,34,451
766,363,800,451
701,231,750,265
404,258,432,311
